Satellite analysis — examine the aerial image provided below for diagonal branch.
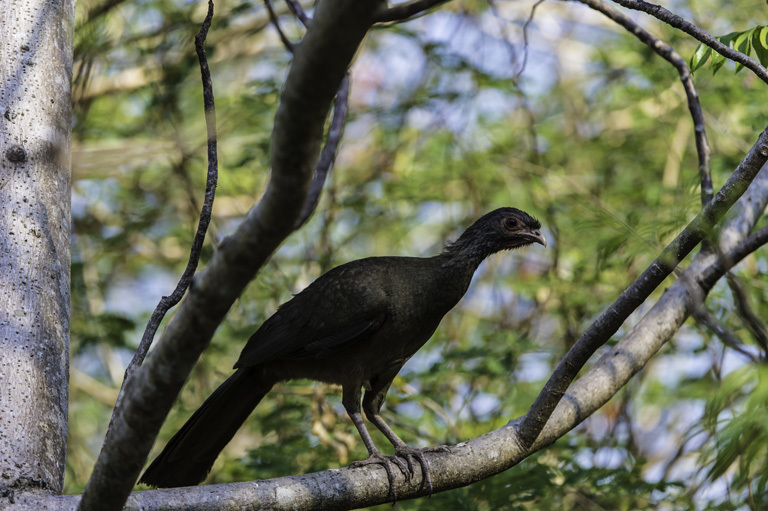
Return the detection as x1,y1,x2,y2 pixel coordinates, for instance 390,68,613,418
296,72,349,228
517,125,768,448
265,0,296,52
609,0,768,86
373,0,451,23
77,1,383,510
574,0,712,204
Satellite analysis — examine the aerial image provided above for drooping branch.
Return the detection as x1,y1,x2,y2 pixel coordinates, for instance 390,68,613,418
517,125,768,448
575,0,712,204
77,1,384,510
609,0,768,86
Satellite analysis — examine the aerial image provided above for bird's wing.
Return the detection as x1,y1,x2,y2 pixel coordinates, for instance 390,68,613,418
234,260,390,367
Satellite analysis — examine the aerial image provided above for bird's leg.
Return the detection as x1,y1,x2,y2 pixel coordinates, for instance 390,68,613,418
363,378,437,496
342,385,405,502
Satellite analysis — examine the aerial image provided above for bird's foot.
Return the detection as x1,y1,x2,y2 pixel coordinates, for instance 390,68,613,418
351,451,406,502
392,445,439,496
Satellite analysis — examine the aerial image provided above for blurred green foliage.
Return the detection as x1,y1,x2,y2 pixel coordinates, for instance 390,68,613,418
69,0,768,509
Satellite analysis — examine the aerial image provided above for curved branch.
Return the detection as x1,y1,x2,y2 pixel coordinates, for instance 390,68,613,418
101,0,220,449
609,0,768,86
575,0,712,203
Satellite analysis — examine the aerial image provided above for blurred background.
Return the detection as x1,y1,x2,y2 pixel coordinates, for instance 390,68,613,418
69,0,767,509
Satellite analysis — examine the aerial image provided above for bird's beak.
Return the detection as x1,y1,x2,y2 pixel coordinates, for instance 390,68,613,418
526,229,547,247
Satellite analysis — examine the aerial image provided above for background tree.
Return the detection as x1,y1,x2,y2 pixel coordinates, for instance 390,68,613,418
0,0,74,497
3,0,768,510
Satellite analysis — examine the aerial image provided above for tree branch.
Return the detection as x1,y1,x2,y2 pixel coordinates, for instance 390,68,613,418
575,0,712,204
609,0,768,86
373,0,451,23
296,73,349,228
98,0,220,451
517,125,768,448
693,307,758,362
77,1,383,510
265,0,296,52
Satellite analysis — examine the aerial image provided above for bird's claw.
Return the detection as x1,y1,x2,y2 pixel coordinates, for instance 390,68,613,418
351,451,401,502
393,445,434,496
352,445,450,500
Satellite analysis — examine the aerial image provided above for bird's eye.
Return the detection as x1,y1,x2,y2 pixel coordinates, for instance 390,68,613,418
503,217,517,229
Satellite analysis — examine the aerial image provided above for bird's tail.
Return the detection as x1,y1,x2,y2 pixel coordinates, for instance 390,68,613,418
140,368,269,488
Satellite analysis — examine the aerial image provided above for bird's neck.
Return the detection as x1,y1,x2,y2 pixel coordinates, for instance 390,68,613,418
438,235,494,274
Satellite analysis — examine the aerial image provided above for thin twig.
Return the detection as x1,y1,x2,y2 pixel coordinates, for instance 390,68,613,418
296,73,350,228
725,272,768,355
102,0,219,442
285,0,310,26
575,0,712,204
516,125,768,448
515,0,546,83
609,0,768,86
265,0,295,52
374,0,451,23
693,308,757,362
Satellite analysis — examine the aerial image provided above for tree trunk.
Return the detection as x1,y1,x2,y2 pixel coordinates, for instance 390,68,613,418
0,0,74,497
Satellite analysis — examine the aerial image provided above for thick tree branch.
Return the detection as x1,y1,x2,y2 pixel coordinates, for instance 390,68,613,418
77,2,383,510
575,0,712,203
609,0,768,86
517,125,768,447
373,0,450,23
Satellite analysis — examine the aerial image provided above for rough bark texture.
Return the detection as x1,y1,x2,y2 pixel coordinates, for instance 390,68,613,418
0,0,74,497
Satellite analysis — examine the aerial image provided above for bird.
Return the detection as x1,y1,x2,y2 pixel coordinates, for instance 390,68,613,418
140,207,546,497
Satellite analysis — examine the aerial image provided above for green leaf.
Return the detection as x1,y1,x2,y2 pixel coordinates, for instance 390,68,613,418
711,32,738,75
734,28,754,73
690,43,712,72
752,26,768,67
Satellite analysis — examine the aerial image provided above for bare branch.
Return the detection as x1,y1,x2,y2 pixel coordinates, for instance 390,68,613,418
296,73,350,228
575,0,712,204
374,0,450,23
517,125,768,448
285,0,310,26
609,0,768,86
265,0,296,52
725,272,768,355
693,307,758,362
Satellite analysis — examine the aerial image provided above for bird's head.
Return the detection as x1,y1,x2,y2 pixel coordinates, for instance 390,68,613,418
445,207,546,260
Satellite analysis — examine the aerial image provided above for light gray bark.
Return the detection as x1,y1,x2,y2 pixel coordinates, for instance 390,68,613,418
0,0,74,497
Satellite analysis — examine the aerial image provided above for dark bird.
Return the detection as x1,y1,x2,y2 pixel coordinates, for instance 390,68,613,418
140,207,546,496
